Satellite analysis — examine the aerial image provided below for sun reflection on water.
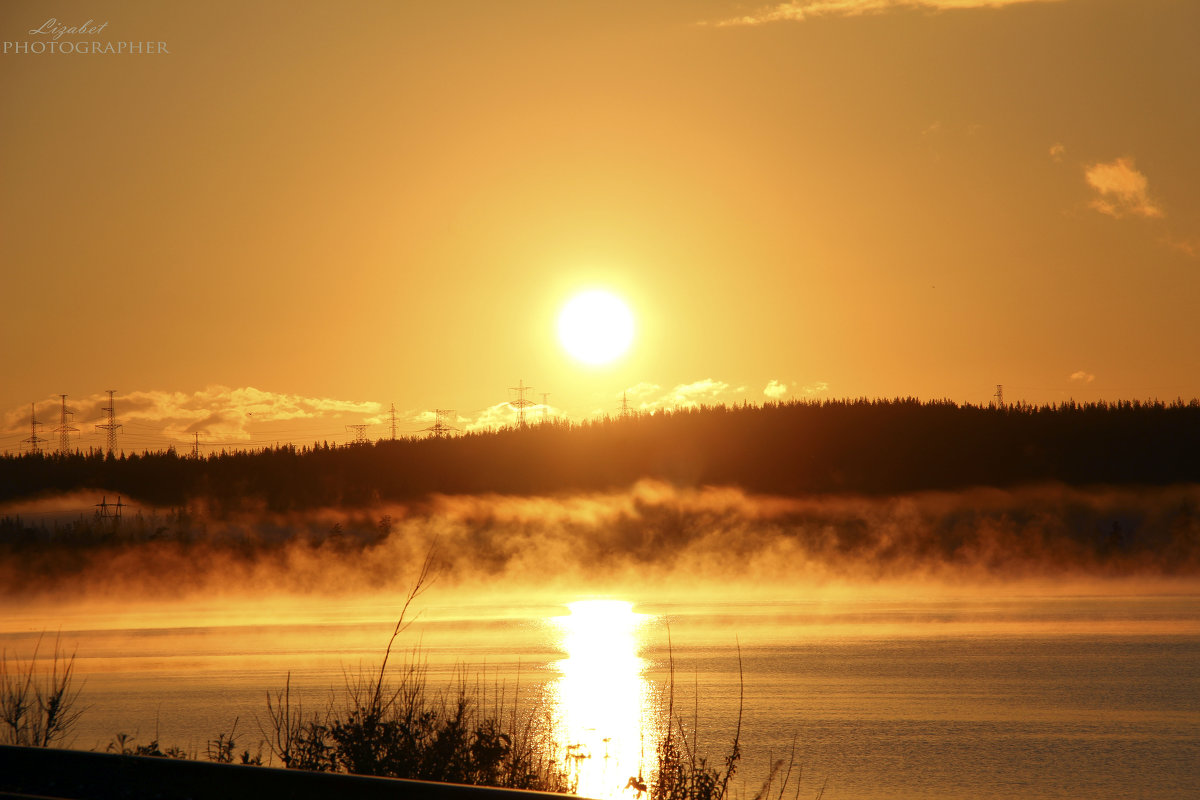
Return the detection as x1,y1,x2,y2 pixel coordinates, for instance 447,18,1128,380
547,600,655,800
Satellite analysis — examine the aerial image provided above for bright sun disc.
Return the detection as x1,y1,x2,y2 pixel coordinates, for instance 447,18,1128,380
558,290,635,365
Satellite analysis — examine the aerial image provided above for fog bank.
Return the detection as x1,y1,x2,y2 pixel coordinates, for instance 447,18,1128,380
2,481,1198,604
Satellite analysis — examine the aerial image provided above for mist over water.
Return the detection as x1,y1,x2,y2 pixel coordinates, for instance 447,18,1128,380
4,481,1198,798
2,481,1198,799
2,481,1198,606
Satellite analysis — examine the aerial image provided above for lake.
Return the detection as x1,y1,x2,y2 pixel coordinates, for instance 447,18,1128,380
3,592,1198,800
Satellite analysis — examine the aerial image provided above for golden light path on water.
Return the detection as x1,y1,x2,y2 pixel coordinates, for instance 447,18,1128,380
546,600,656,800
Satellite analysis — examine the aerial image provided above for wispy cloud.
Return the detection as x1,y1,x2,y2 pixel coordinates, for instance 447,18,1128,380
1165,236,1200,260
663,379,733,409
1084,157,1164,219
623,379,746,413
1049,142,1066,162
2,386,380,443
1069,370,1095,384
455,401,559,432
762,379,830,399
458,403,519,432
121,386,380,438
446,381,753,431
623,382,663,401
707,0,1060,27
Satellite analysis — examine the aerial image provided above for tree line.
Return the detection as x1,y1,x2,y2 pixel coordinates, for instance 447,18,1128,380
2,398,1199,512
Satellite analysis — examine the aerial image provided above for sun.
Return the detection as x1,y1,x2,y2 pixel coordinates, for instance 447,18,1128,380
557,290,635,365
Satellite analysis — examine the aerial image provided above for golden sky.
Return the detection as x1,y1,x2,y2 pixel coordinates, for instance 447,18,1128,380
2,0,1197,451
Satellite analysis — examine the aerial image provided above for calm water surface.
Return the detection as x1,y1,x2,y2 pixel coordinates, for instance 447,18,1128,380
3,595,1197,800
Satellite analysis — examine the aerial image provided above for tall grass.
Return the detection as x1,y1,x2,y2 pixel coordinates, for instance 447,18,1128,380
647,633,742,800
3,554,817,798
0,633,85,748
646,635,824,800
746,736,826,800
257,549,574,791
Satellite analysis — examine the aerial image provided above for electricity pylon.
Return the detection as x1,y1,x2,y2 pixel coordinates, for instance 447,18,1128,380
95,495,124,519
54,394,78,454
96,390,122,455
509,380,534,428
346,424,370,445
22,403,47,454
422,409,459,438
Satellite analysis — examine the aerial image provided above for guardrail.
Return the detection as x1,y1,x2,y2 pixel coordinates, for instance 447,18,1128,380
0,745,587,800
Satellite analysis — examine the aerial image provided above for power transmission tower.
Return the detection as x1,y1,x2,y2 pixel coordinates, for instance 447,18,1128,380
191,432,204,459
422,409,459,438
22,403,47,454
994,384,1004,409
619,391,632,419
54,394,79,454
96,390,122,455
95,495,124,520
389,403,398,441
508,380,534,428
540,393,550,424
346,424,370,445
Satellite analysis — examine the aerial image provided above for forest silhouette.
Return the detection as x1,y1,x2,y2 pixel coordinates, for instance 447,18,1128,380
3,398,1199,511
3,398,1200,598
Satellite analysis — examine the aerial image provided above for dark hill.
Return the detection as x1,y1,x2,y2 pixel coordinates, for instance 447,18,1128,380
3,398,1199,511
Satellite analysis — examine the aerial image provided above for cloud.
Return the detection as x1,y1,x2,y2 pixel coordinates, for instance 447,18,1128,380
452,399,560,432
401,408,461,436
1084,157,1164,219
2,386,381,445
460,402,522,432
121,386,380,438
757,380,829,401
623,382,663,400
1069,371,1095,384
1049,143,1065,162
1165,236,1200,260
764,380,791,400
623,379,741,413
706,0,1060,27
665,379,734,408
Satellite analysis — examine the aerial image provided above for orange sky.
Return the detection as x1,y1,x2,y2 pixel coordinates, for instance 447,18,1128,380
2,0,1197,453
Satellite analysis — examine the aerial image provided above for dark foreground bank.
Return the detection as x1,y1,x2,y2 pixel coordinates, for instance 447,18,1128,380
0,745,584,800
